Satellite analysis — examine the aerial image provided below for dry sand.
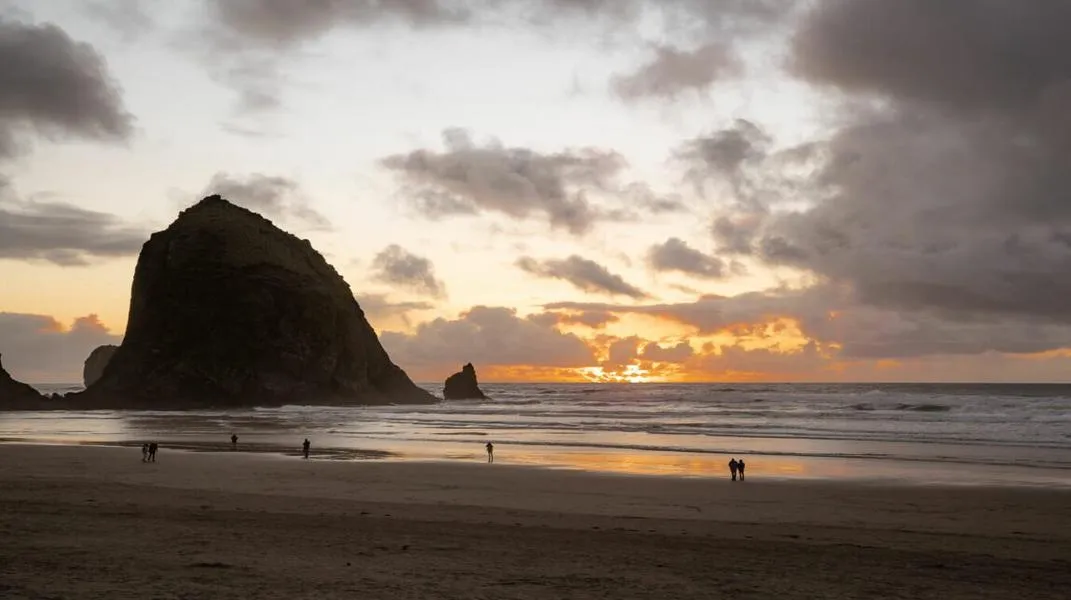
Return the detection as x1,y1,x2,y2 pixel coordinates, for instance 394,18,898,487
1,443,1069,599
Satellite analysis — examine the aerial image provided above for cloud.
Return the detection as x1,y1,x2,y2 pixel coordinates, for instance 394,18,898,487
640,341,694,363
674,120,825,256
542,309,619,329
546,288,826,335
0,18,132,159
728,1,1071,323
647,238,725,279
370,244,446,298
205,173,330,230
547,280,1071,361
689,341,833,380
611,42,741,101
0,313,122,382
517,255,648,299
0,181,147,265
205,0,468,47
82,0,154,41
382,128,636,235
197,0,792,110
379,305,596,379
790,0,1071,116
204,0,786,48
355,293,435,328
603,335,640,369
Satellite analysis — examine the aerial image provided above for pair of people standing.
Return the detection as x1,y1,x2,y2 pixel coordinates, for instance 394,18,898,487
140,442,158,462
728,457,746,481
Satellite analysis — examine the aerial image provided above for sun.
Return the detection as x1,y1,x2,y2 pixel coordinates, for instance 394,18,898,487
577,365,653,383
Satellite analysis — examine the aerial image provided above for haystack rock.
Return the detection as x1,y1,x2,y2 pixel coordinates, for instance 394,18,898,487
443,363,487,400
0,354,45,408
76,195,434,408
83,344,118,387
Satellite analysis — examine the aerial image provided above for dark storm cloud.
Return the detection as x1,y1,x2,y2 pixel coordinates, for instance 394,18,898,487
0,18,133,159
647,238,725,279
611,42,741,101
731,1,1071,322
381,128,629,235
517,255,648,299
371,244,447,298
205,173,330,230
790,0,1071,116
0,182,146,266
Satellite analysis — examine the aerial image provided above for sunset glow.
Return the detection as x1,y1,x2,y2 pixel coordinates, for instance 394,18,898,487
3,2,1071,385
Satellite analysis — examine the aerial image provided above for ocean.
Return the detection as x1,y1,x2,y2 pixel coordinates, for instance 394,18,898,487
4,382,1071,486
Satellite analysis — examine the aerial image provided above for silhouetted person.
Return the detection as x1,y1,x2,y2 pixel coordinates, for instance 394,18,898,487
738,459,746,481
148,442,158,462
486,442,494,463
231,434,238,450
302,438,310,459
141,443,149,462
728,458,738,481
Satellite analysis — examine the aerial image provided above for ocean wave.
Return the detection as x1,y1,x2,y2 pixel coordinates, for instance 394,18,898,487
896,403,953,413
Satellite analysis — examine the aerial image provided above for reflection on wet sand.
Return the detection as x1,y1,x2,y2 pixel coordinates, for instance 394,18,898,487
2,408,1070,486
482,448,831,479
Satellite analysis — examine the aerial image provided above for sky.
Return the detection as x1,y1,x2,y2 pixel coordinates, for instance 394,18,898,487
3,1,1071,384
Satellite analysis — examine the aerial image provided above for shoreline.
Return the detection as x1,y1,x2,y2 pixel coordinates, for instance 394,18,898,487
2,443,1070,598
3,437,1070,489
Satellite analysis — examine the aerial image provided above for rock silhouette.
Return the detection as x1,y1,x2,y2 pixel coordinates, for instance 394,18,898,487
83,345,118,388
443,363,487,400
74,195,434,409
0,354,45,408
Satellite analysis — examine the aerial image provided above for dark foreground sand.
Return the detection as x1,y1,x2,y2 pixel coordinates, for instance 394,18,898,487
1,444,1069,599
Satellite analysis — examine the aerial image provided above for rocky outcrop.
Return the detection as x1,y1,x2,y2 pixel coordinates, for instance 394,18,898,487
0,354,46,408
83,345,118,387
74,195,435,409
443,363,487,400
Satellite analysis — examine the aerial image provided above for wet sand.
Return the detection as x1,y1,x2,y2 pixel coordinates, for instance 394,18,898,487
1,444,1069,599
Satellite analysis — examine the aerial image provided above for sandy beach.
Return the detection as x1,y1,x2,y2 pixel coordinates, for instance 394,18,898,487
1,444,1069,599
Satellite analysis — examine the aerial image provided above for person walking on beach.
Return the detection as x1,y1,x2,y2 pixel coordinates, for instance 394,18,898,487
141,443,149,462
728,458,738,481
148,442,158,462
738,458,746,481
230,434,238,450
485,442,494,463
302,438,311,459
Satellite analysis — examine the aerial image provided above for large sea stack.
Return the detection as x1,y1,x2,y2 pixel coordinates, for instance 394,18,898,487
0,354,45,408
443,363,487,400
76,195,434,408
